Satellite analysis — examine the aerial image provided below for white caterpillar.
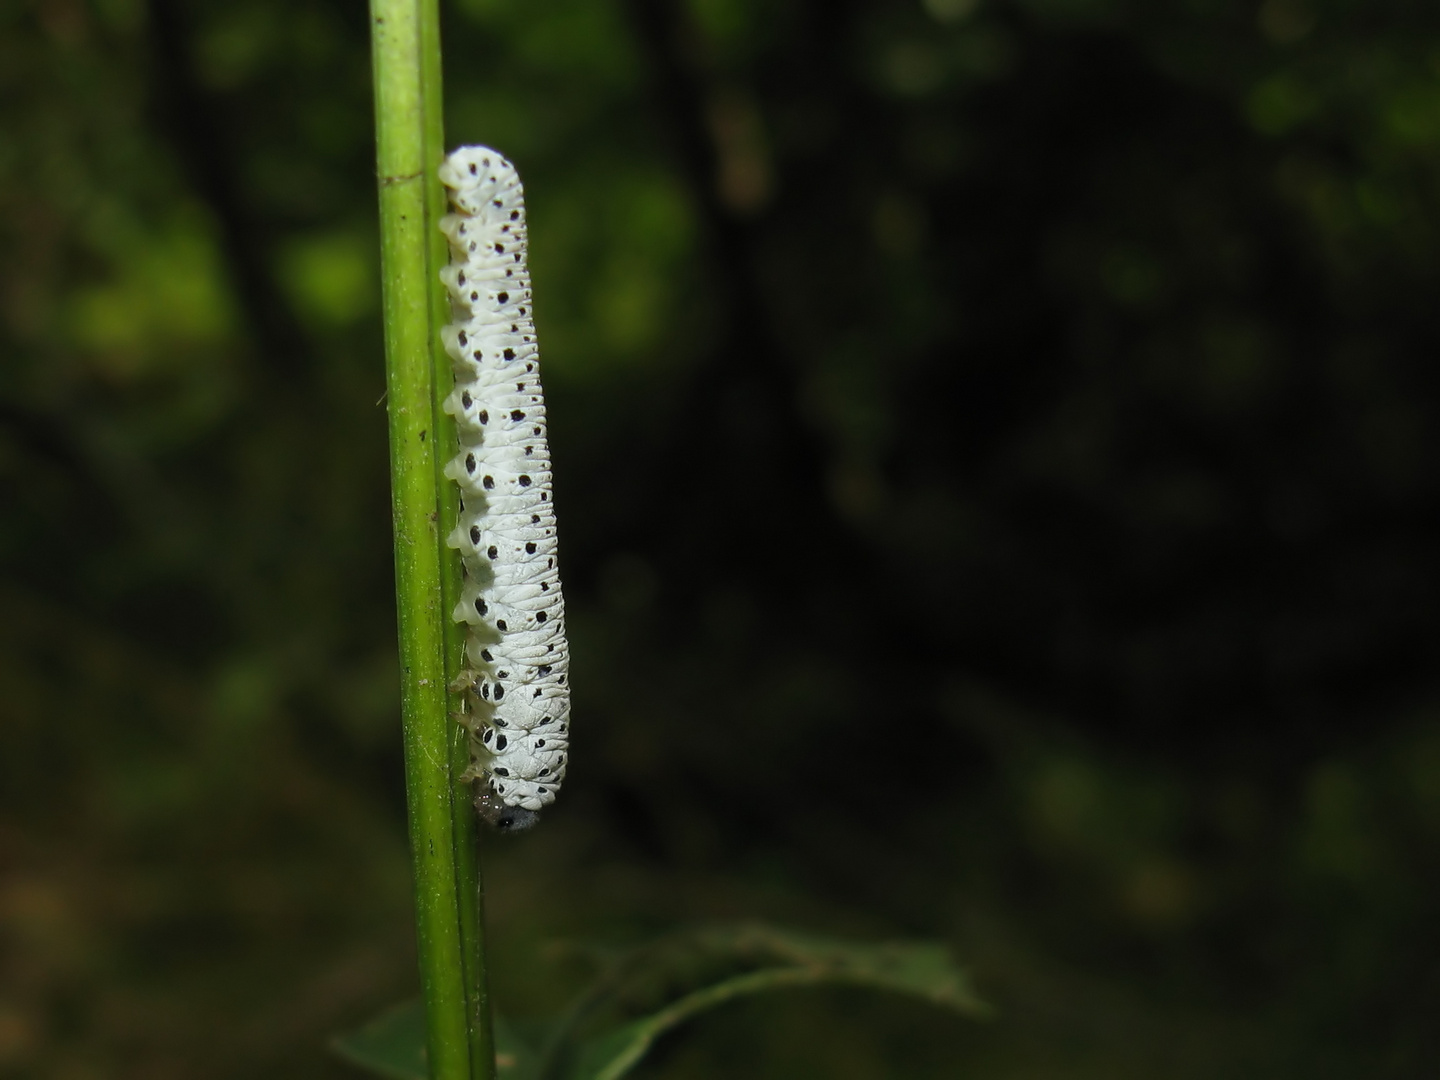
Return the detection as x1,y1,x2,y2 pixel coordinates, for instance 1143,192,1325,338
438,145,569,832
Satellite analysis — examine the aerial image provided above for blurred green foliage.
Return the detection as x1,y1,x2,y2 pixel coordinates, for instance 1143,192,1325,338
2,0,1439,1076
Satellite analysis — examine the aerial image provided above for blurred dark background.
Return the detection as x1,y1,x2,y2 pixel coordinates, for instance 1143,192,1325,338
3,0,1439,1075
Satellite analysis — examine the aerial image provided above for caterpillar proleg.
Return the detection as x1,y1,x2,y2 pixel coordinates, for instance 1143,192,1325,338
438,145,569,832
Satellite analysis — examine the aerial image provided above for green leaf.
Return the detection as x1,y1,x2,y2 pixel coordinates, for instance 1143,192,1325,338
332,999,427,1080
691,923,991,1013
553,923,990,1080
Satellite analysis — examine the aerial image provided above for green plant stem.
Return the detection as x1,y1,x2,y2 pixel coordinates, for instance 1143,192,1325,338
370,1,493,1077
413,5,493,1076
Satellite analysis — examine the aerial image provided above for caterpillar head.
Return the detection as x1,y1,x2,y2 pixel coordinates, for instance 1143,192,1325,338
474,784,541,832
